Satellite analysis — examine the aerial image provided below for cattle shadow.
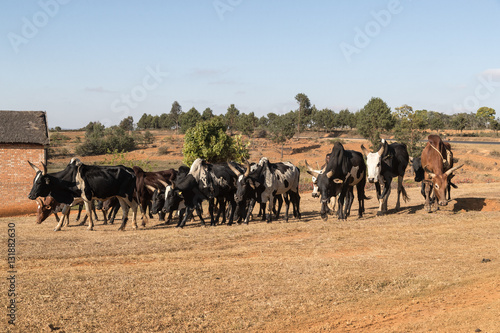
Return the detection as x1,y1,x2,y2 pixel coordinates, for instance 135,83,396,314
453,198,486,212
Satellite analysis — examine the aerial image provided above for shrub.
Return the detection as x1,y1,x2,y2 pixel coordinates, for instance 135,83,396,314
75,125,136,156
182,118,249,166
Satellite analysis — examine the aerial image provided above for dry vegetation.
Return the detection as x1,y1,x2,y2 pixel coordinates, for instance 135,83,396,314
3,131,500,332
2,183,500,332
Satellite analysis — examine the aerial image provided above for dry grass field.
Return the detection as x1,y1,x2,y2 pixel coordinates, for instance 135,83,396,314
2,182,500,332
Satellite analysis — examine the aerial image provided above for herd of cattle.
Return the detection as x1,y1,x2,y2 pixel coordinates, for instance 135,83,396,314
27,135,464,231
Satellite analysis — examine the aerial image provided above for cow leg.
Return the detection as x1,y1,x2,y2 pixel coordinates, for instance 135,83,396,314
423,181,432,213
273,195,283,219
395,176,404,210
208,199,216,226
177,207,194,228
158,211,165,222
345,188,354,218
244,199,256,224
283,193,290,222
109,204,120,224
53,212,60,223
75,203,83,222
227,198,237,226
93,202,99,221
83,201,94,231
139,201,149,227
266,196,273,223
54,204,70,231
260,202,266,221
117,198,133,231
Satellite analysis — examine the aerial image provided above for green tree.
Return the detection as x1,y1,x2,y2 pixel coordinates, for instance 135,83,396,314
119,116,134,131
159,113,173,129
201,108,215,121
137,113,150,129
337,109,355,129
451,113,468,132
268,112,296,158
170,101,183,133
238,112,258,137
179,107,202,133
357,97,395,148
224,104,240,135
295,93,312,133
182,118,249,166
476,106,496,128
393,104,425,157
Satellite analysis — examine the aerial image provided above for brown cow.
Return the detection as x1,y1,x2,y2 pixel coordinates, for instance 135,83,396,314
421,135,463,212
133,166,177,226
35,197,62,224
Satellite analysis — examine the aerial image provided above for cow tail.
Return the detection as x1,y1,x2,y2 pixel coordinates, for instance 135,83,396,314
401,185,409,203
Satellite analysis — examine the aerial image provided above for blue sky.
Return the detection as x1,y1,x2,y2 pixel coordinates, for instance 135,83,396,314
1,0,499,129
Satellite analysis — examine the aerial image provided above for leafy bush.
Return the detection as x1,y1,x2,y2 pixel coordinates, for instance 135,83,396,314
158,145,169,155
102,149,156,171
182,118,249,166
75,123,136,156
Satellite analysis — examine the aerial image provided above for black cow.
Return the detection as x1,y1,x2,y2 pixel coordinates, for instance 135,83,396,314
361,139,409,215
28,159,138,231
166,159,241,228
306,142,367,221
228,160,288,224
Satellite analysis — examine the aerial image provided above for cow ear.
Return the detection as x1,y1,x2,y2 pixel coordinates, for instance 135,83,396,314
326,170,334,179
409,157,414,163
45,177,50,185
333,179,343,184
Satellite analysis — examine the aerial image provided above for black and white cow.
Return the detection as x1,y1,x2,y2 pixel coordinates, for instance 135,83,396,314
306,142,367,221
230,157,301,223
361,139,409,215
228,161,284,224
28,159,138,231
166,159,241,228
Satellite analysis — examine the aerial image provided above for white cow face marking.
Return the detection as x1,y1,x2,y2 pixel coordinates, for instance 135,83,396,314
365,152,381,183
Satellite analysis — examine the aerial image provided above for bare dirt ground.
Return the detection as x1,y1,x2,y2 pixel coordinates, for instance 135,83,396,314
2,182,500,332
5,130,500,332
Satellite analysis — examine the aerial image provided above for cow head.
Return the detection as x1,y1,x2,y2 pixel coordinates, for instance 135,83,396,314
227,161,252,202
361,140,387,183
306,160,343,220
149,185,165,215
305,161,324,198
424,164,463,205
27,161,51,200
163,184,184,213
35,197,56,224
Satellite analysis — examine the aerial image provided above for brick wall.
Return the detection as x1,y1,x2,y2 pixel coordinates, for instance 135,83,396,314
0,144,46,217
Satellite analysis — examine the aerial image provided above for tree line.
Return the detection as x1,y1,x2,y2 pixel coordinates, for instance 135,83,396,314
70,94,498,158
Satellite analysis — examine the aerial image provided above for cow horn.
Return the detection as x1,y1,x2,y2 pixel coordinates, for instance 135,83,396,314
360,144,371,157
445,164,464,176
159,180,169,187
244,160,251,177
227,162,242,177
305,160,319,178
41,161,47,175
146,185,156,193
28,161,41,173
377,144,384,156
